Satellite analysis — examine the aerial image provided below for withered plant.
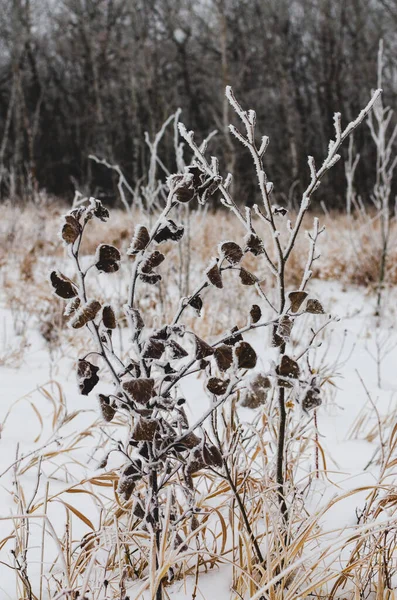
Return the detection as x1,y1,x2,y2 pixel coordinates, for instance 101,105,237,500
50,85,380,598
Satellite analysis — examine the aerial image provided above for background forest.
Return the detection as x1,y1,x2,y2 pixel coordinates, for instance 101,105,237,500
0,0,396,205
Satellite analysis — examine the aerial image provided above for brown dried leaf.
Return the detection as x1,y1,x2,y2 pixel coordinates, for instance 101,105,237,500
142,338,165,360
98,394,116,422
61,215,81,244
235,341,257,369
306,299,325,314
140,251,165,273
139,272,161,285
77,359,100,395
250,304,261,323
206,261,223,289
289,291,308,313
95,244,121,273
154,220,184,243
244,233,265,256
132,418,158,441
202,444,223,468
239,267,258,286
278,355,300,379
70,299,101,329
188,295,203,316
207,377,229,395
122,378,155,405
214,344,233,372
169,340,188,359
220,241,243,265
195,336,214,360
50,270,78,299
102,305,116,329
177,432,201,449
223,326,243,346
64,297,81,317
128,225,150,255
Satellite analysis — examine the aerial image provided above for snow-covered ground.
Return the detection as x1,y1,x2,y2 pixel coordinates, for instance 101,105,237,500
1,275,397,599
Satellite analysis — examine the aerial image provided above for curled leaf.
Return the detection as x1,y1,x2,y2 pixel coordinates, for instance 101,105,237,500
288,291,308,313
70,300,101,329
95,244,121,273
127,225,150,255
50,271,78,299
169,340,188,359
77,359,100,395
220,241,243,265
98,394,116,422
154,220,184,243
140,251,165,273
188,295,203,316
61,215,81,244
244,233,265,256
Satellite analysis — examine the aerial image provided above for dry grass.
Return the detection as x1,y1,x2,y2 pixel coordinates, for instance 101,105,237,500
1,200,397,599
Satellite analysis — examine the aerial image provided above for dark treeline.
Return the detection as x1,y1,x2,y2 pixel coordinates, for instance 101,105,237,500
0,0,396,207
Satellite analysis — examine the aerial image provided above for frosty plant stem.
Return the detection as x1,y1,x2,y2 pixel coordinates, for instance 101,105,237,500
180,85,381,524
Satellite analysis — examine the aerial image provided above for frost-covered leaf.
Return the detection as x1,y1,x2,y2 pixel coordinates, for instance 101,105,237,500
277,355,300,379
127,225,150,255
92,199,109,221
207,377,229,395
77,359,99,395
61,215,81,244
64,297,81,317
302,388,322,413
122,378,155,405
214,344,233,372
124,306,144,332
154,220,184,243
175,432,201,450
250,304,261,323
139,272,161,284
70,299,101,329
140,251,165,273
223,326,243,346
98,394,116,422
288,291,308,313
234,341,257,369
194,336,214,360
102,305,116,329
272,206,288,216
202,444,223,468
206,260,223,289
220,241,243,265
278,316,293,341
244,233,265,256
169,340,188,359
132,418,158,441
188,295,203,316
240,373,271,408
306,299,325,314
239,267,258,286
50,270,78,299
142,338,165,360
95,244,121,273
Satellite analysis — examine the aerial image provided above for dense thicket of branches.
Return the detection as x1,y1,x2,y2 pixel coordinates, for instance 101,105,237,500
0,0,395,205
